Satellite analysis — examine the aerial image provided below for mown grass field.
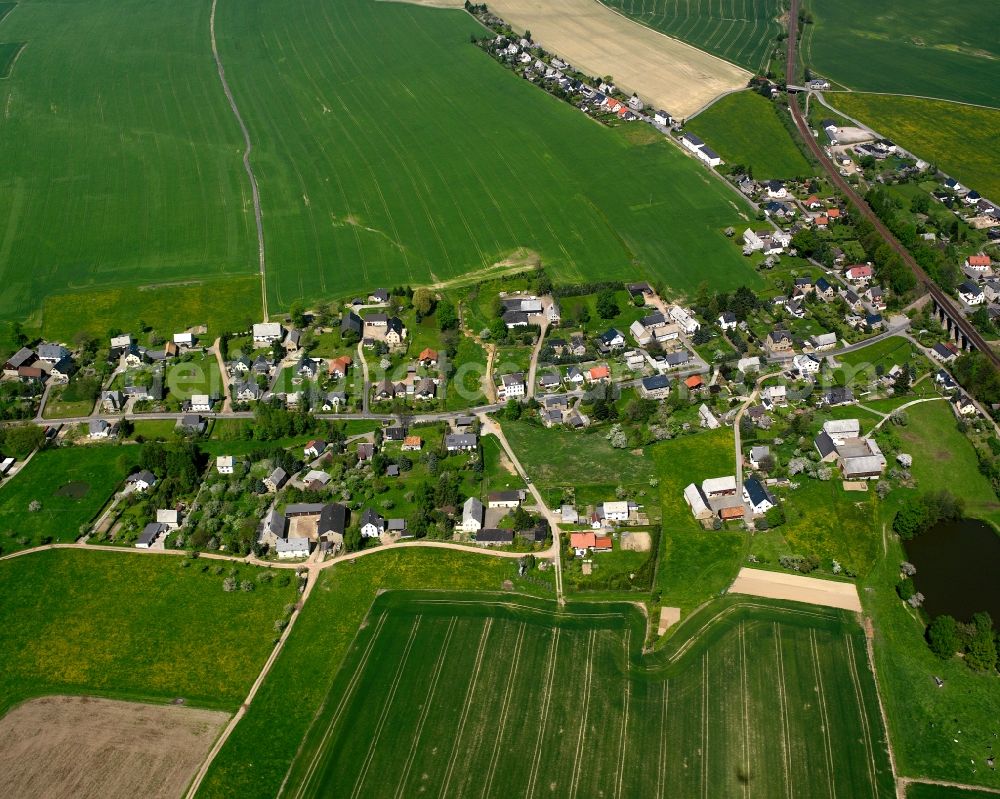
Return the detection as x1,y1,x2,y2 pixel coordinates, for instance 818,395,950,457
194,548,554,799
0,0,255,327
599,0,785,72
0,446,138,551
802,0,999,107
279,591,894,798
216,0,758,312
824,94,1000,200
0,548,297,714
687,91,811,179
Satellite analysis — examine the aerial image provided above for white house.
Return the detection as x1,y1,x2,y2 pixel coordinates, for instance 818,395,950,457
959,280,985,305
276,538,311,559
252,322,283,345
696,146,723,167
743,478,775,516
156,509,182,530
653,109,672,127
360,508,386,538
749,445,770,470
190,394,212,412
216,455,235,474
602,501,630,522
718,312,737,331
765,180,787,199
500,373,526,399
457,497,485,533
680,132,705,153
762,385,787,405
668,305,700,334
88,419,116,439
743,229,764,251
173,332,195,348
793,354,822,375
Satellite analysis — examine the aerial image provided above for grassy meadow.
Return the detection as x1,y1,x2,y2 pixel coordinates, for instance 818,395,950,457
216,0,758,313
599,0,786,72
687,91,812,179
0,548,297,714
802,0,999,106
0,446,139,551
824,94,1000,200
0,0,255,327
279,592,894,798
194,548,555,799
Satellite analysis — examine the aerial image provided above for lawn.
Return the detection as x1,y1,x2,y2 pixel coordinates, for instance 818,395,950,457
277,592,894,798
165,352,225,403
825,94,1000,200
444,335,488,410
598,0,786,72
0,446,139,551
41,389,94,420
0,549,297,714
215,0,759,313
193,548,555,799
500,419,657,509
896,400,1000,529
0,0,256,328
802,0,999,106
839,335,921,372
687,91,812,180
648,428,745,608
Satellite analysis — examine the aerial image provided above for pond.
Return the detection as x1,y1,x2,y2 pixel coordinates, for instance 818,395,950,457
905,518,1000,624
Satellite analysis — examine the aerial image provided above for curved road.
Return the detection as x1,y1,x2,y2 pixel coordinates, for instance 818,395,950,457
210,0,268,321
783,2,1000,371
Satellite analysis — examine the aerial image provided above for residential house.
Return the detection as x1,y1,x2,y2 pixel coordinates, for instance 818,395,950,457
737,356,760,375
445,434,478,452
602,500,631,522
499,372,526,399
503,310,529,328
952,393,977,416
822,386,855,407
653,109,672,126
809,332,838,351
718,311,737,331
101,390,123,412
668,305,700,334
304,439,326,459
156,509,182,530
357,442,374,461
845,265,873,284
699,403,720,429
360,508,386,538
340,312,363,338
234,380,263,402
935,369,958,391
88,419,117,439
402,435,423,451
36,344,69,363
765,180,787,199
546,301,561,325
597,328,626,352
865,285,887,311
276,538,311,559
765,329,794,357
190,394,212,412
136,522,167,549
748,446,770,470
762,384,787,405
568,334,587,357
176,414,206,435
385,317,407,347
684,374,704,391
319,503,348,547
488,490,523,509
697,146,722,167
793,353,821,375
216,456,235,474
454,496,485,533
639,374,671,399
965,253,992,273
743,477,776,516
931,342,959,363
126,470,156,491
48,357,76,383
173,332,195,348
264,467,288,492
283,329,302,353
569,532,612,557
565,366,585,386
252,322,283,345
680,132,705,153
959,280,985,305
665,351,692,369
258,508,286,549
369,288,390,304
322,391,347,410
418,348,438,367
586,365,610,383
538,372,561,391
815,277,835,301
3,347,36,377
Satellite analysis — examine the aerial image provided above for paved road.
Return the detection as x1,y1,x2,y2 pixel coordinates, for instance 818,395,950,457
783,2,999,370
210,0,268,321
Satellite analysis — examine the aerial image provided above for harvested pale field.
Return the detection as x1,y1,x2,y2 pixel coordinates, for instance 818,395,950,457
0,695,228,799
729,567,863,611
483,0,750,118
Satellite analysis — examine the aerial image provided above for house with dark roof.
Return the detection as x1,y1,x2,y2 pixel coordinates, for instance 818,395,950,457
360,508,386,538
743,477,776,516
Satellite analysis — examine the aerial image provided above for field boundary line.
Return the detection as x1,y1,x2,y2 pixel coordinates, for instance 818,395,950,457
209,0,268,321
481,622,528,799
438,617,493,799
740,621,750,798
773,623,792,799
525,626,562,798
349,615,424,799
615,629,632,799
283,610,391,799
843,635,878,795
568,629,597,799
701,651,709,799
393,617,458,799
657,679,670,799
810,629,837,799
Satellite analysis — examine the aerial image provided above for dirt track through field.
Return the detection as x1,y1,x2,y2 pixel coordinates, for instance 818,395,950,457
0,696,228,799
729,567,863,611
482,0,750,118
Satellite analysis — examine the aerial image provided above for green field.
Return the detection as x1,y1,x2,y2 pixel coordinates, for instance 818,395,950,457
599,0,786,72
0,446,138,551
824,94,1000,200
802,0,1000,107
907,786,1000,799
0,0,255,326
687,91,812,180
215,0,756,311
0,548,296,714
0,41,24,78
280,591,894,798
194,547,554,799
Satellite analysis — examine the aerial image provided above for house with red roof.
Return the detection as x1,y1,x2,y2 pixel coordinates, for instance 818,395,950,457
845,265,873,283
587,365,610,382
